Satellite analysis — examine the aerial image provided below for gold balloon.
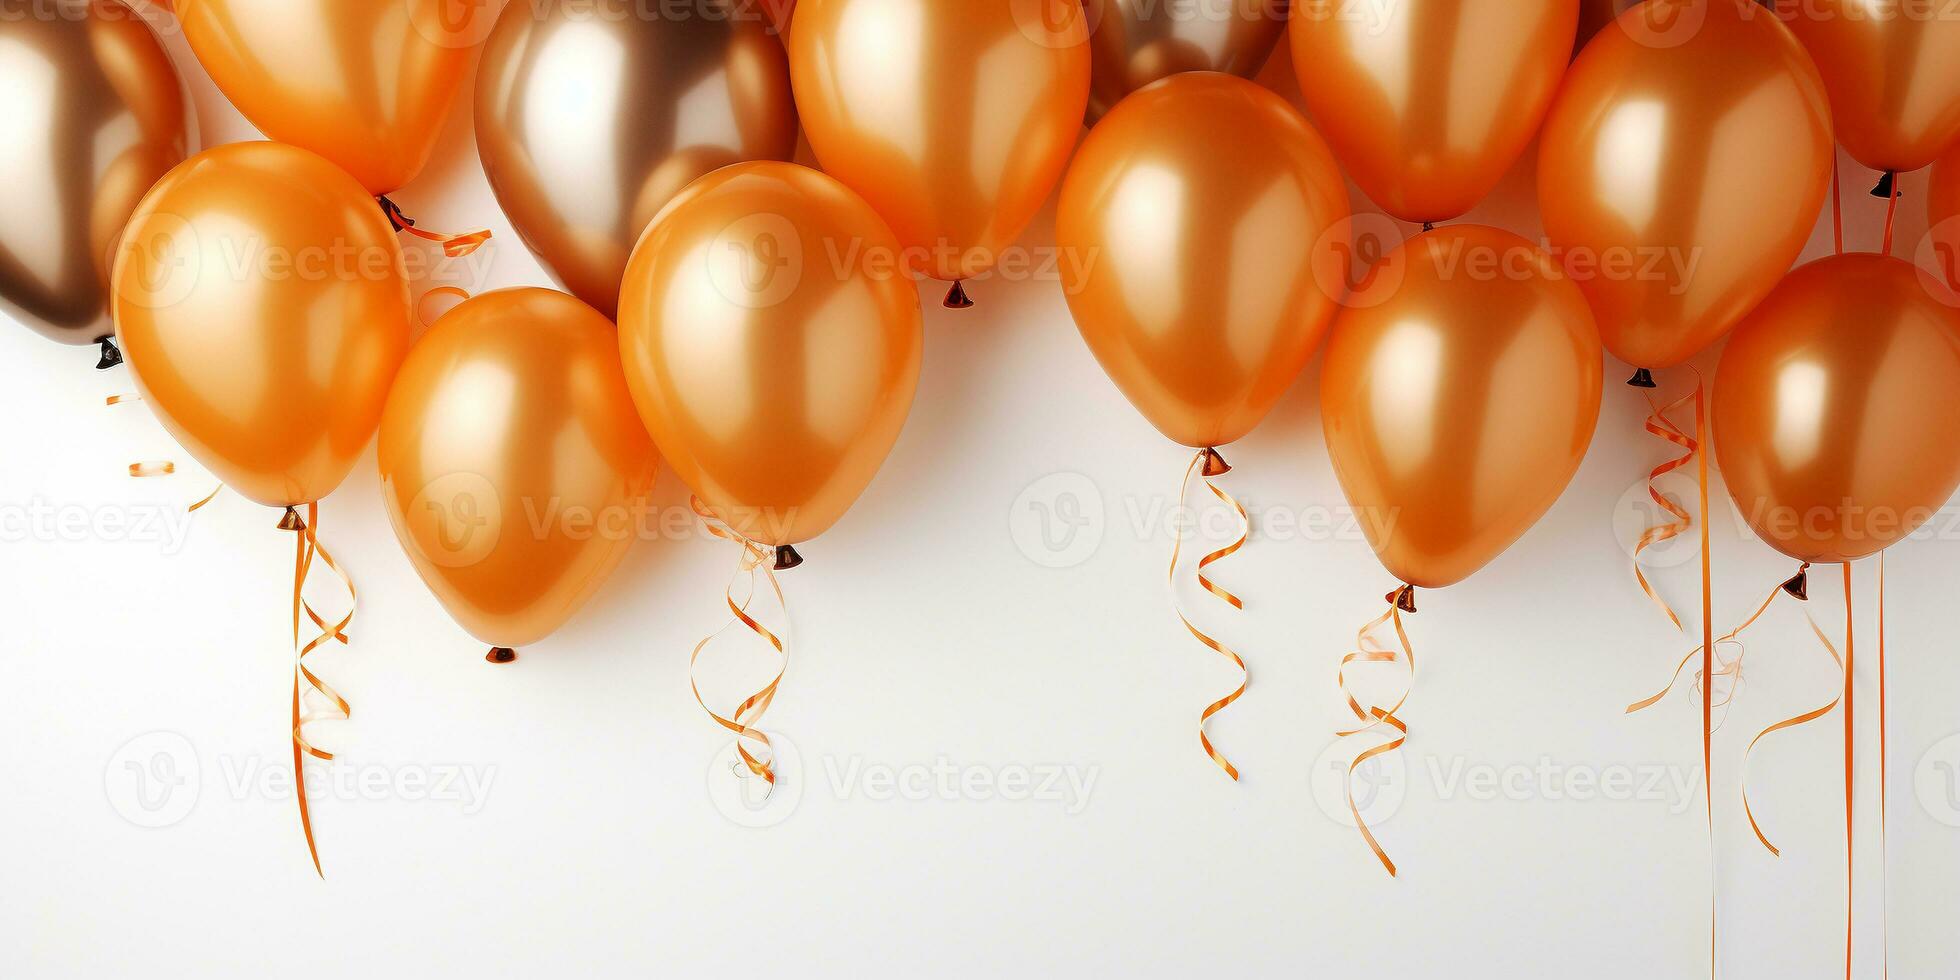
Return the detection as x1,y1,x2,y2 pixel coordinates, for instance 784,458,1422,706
1714,254,1960,564
789,0,1091,290
1086,0,1288,121
617,161,922,547
475,0,799,320
1781,0,1960,175
1057,71,1348,449
0,0,192,350
112,142,413,508
1538,0,1832,371
178,0,494,196
1289,0,1577,224
378,288,660,652
1321,225,1604,589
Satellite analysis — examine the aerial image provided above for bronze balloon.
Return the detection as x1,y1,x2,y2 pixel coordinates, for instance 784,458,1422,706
476,0,799,319
0,0,193,361
1714,254,1960,564
1085,0,1289,121
1782,0,1960,176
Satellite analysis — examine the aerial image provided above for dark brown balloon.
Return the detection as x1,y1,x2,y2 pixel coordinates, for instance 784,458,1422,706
0,0,193,350
476,0,798,319
1086,0,1289,121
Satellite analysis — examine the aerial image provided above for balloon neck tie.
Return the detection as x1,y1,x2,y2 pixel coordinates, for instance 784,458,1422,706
95,336,123,370
486,647,517,664
1335,585,1417,876
281,502,355,878
688,496,790,787
1169,449,1249,780
943,280,974,309
376,196,492,258
1870,170,1897,200
1631,371,1702,631
772,544,804,571
1781,562,1812,602
1420,221,1435,233
1626,367,1658,388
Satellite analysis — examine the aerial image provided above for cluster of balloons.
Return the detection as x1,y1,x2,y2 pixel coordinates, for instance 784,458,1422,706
8,0,1960,888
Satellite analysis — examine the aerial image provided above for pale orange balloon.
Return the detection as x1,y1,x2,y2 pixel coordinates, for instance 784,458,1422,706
112,141,411,509
1714,254,1960,564
178,0,494,195
788,0,1091,293
378,288,660,654
1781,0,1960,175
1538,0,1832,371
1321,225,1603,590
617,161,922,549
1289,0,1577,224
1056,72,1348,449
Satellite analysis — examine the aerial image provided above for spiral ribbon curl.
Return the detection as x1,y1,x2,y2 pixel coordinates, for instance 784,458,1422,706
1632,378,1702,631
1169,449,1249,781
688,496,790,786
1337,586,1416,877
284,502,355,878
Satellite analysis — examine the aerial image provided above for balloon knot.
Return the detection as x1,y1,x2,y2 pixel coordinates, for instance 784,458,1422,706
1871,171,1897,200
943,280,974,309
772,544,804,571
1421,221,1435,233
1780,562,1811,602
1627,367,1658,389
277,506,308,532
1200,447,1231,477
377,195,410,232
486,647,517,664
1388,584,1418,613
95,336,124,370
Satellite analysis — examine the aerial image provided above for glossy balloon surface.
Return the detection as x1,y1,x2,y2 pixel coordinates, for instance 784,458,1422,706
379,288,659,649
1321,225,1603,589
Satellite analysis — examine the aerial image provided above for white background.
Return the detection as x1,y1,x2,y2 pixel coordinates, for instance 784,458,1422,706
4,9,1959,979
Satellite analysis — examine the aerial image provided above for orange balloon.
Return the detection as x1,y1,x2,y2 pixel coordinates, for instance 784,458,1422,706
112,141,412,508
1289,0,1577,224
617,162,922,548
378,288,660,654
1781,0,1960,175
1538,0,1832,372
178,0,494,195
1321,225,1603,589
788,0,1091,292
1056,71,1348,449
1714,254,1960,564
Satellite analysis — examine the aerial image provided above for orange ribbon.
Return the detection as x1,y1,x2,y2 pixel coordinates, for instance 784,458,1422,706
1737,587,1843,857
1168,449,1249,781
1840,562,1855,980
1336,587,1416,877
107,393,177,478
285,502,354,878
1633,378,1702,631
1878,554,1889,979
688,496,789,785
377,196,492,258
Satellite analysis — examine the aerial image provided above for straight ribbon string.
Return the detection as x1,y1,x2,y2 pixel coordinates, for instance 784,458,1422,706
1842,562,1855,980
688,496,789,785
1168,449,1249,781
285,502,354,878
1878,554,1889,979
1336,585,1416,877
1693,378,1716,979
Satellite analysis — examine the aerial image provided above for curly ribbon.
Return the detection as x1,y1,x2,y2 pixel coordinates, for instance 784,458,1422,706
416,285,472,329
1168,449,1249,781
1336,586,1416,876
1632,377,1702,631
107,393,178,478
376,196,492,258
1737,584,1842,857
285,502,354,878
687,496,789,785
